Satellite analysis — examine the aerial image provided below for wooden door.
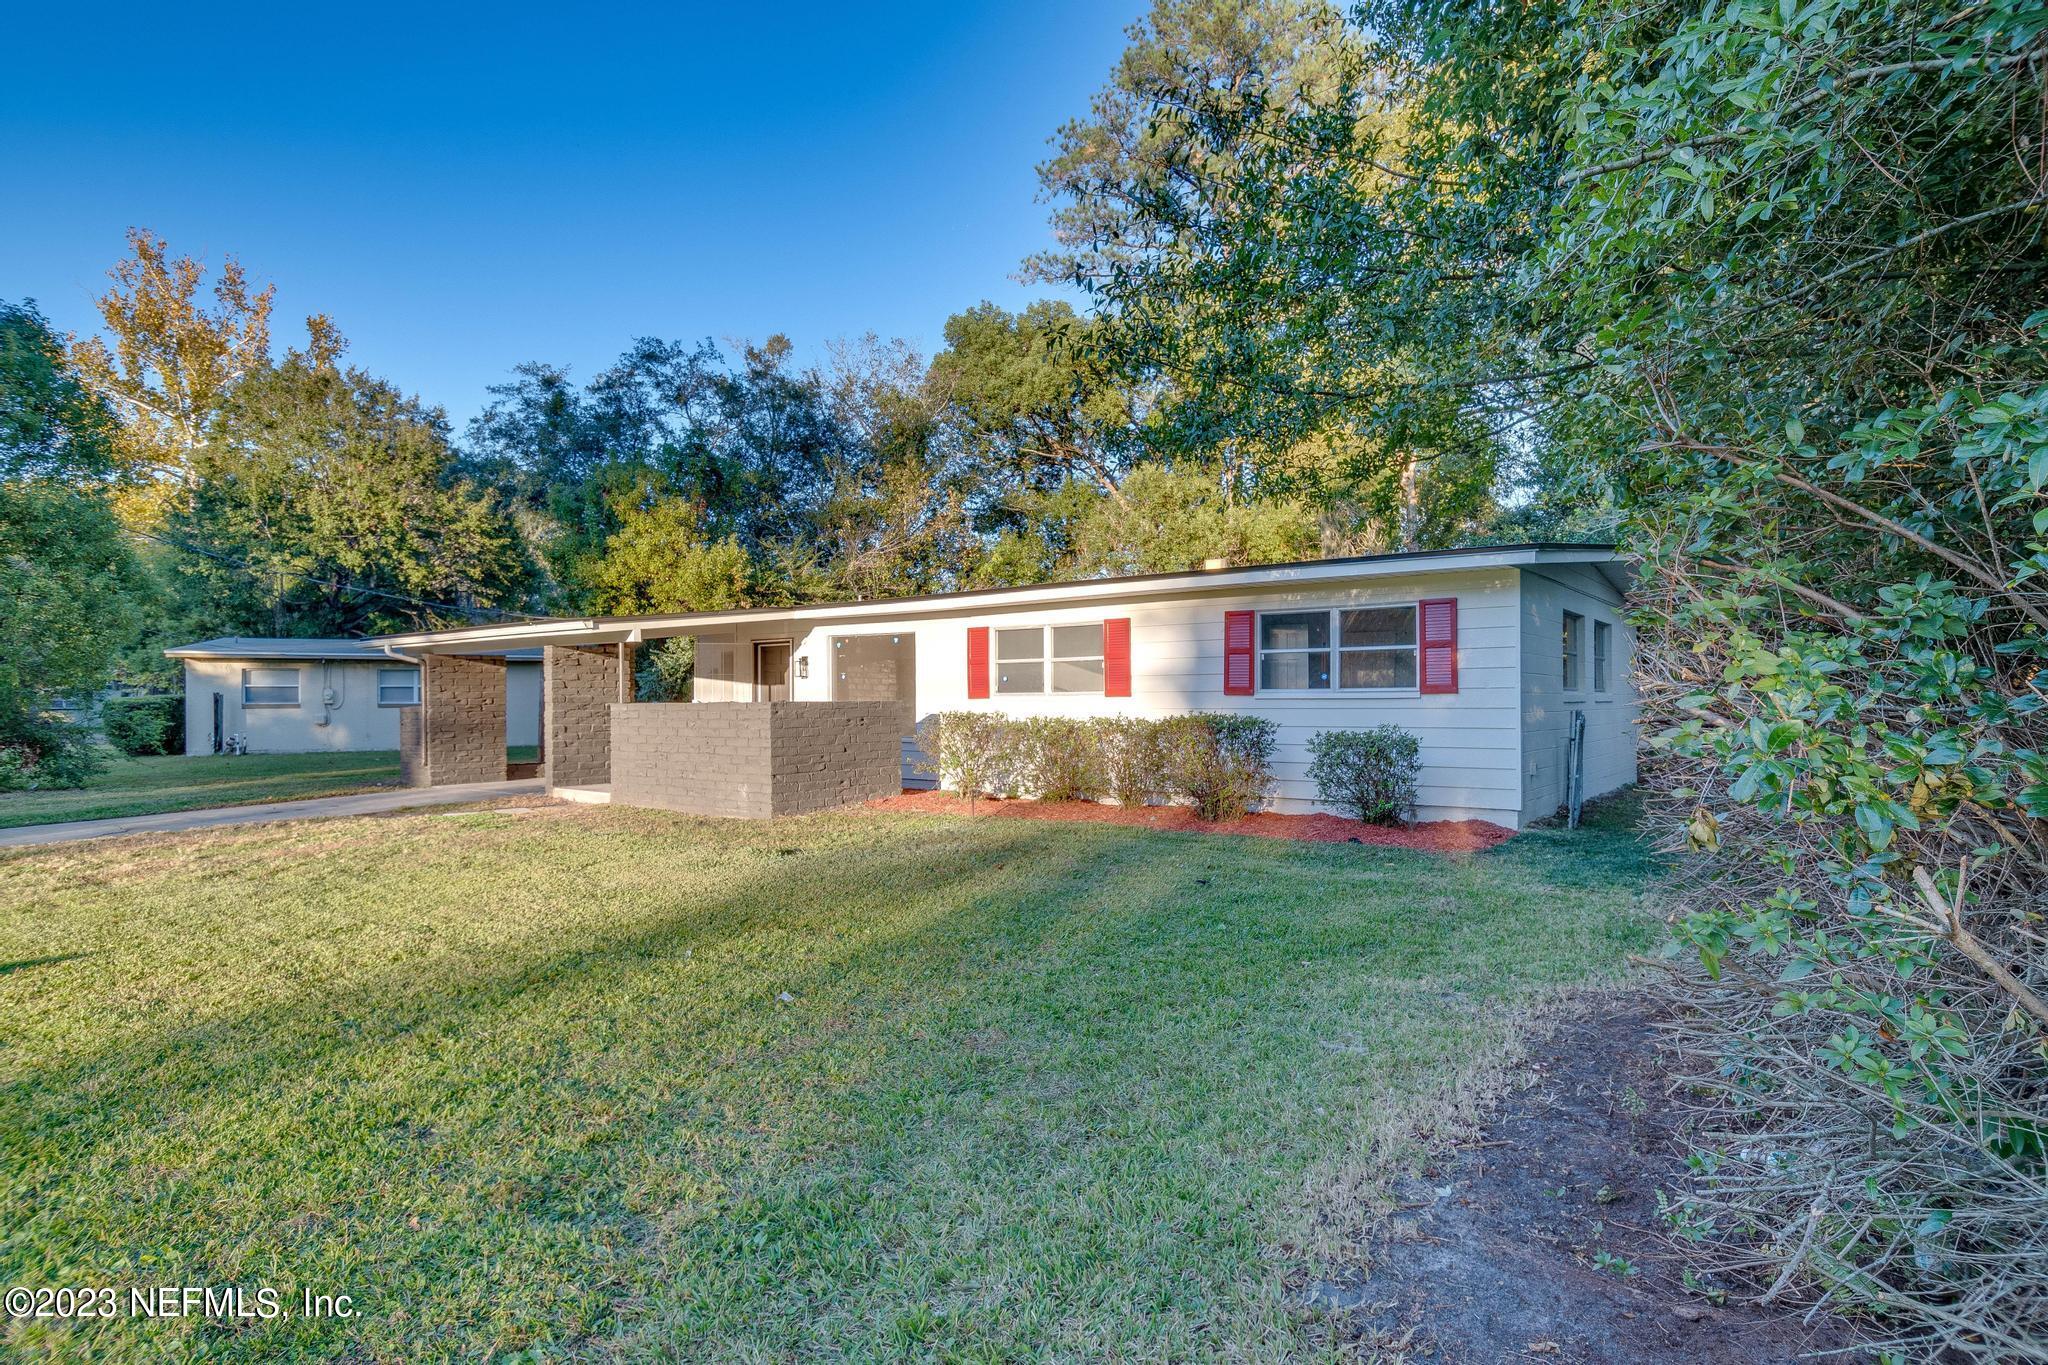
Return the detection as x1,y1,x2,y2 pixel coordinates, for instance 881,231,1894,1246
754,640,793,701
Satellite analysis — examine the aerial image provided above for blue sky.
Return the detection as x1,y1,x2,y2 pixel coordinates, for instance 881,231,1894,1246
2,2,1141,428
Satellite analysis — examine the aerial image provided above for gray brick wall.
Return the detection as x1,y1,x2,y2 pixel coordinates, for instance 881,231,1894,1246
419,655,506,786
397,706,424,785
608,701,910,818
544,644,631,788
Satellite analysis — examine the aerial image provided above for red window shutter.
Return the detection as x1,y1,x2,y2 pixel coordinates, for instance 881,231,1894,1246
966,626,990,700
1223,610,1255,696
1103,618,1131,697
1419,597,1458,694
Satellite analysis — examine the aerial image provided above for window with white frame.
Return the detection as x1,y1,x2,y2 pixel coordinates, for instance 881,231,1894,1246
1258,605,1418,691
1562,611,1585,692
995,623,1105,695
1593,620,1612,693
378,666,421,706
242,666,300,706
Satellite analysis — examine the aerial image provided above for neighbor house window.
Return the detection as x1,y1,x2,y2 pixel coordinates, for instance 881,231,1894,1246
1259,606,1419,691
1562,611,1584,692
995,624,1105,695
1593,620,1612,693
242,666,300,706
378,666,420,705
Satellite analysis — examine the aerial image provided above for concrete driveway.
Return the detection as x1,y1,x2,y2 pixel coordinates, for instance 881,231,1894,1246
0,780,548,849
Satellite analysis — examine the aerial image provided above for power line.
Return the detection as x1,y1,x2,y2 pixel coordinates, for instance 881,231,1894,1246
126,527,547,625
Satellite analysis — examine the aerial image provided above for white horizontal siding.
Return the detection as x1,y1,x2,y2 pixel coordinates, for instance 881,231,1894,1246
694,566,1527,825
1518,565,1638,823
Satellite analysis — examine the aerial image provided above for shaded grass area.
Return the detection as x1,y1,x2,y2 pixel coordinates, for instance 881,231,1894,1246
0,800,1657,1361
0,748,540,829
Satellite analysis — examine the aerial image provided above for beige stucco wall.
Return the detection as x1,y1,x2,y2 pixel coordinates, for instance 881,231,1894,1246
182,659,540,755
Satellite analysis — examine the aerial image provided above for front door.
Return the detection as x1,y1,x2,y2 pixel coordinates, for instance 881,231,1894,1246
754,640,793,701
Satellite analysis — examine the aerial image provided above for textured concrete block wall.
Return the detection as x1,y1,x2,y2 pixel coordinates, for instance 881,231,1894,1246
397,706,424,785
420,655,506,786
767,701,910,815
611,703,775,817
607,701,910,818
545,644,630,788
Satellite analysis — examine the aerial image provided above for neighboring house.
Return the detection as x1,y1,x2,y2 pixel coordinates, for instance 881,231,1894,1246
378,544,1636,827
164,638,541,756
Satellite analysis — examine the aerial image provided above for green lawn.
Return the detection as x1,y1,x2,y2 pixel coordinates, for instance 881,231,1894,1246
0,748,541,830
0,800,1658,1362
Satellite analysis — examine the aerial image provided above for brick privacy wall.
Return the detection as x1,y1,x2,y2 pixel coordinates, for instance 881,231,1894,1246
420,655,506,786
609,701,911,818
544,644,631,788
397,706,424,785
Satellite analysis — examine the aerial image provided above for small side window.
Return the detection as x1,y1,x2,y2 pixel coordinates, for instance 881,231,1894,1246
1593,621,1612,693
243,667,301,706
1562,612,1584,692
378,667,421,706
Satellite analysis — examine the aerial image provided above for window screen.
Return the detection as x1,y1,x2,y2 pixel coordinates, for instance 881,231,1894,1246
1562,612,1585,692
378,667,420,705
242,667,300,706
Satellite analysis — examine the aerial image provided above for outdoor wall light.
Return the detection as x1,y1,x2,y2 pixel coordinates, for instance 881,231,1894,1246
796,656,809,678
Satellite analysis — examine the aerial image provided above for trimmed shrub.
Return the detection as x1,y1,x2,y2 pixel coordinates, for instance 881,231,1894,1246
1011,717,1104,802
915,711,1013,800
102,695,184,757
1157,713,1276,822
1096,716,1165,808
1307,725,1421,825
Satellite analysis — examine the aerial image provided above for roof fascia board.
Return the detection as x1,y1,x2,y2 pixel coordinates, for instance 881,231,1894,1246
377,546,1618,651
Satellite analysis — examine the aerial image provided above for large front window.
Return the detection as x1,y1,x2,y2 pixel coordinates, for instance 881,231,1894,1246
1259,606,1417,692
995,623,1104,695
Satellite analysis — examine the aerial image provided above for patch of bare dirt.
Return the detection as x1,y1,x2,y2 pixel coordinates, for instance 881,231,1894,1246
865,789,1515,852
1299,1002,1872,1363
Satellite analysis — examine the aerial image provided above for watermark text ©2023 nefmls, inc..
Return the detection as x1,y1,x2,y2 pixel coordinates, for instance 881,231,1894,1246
6,1284,356,1322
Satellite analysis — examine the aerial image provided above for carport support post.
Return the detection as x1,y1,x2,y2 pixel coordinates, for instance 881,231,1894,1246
543,644,630,789
417,654,508,786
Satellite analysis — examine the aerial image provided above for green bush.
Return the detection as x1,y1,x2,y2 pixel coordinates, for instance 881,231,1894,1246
1157,713,1276,822
915,712,1014,800
1096,716,1165,807
0,713,107,791
101,695,184,757
1306,726,1421,825
1010,717,1104,802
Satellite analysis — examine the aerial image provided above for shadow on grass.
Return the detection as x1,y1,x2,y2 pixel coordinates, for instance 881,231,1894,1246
2,807,1660,1359
0,952,94,977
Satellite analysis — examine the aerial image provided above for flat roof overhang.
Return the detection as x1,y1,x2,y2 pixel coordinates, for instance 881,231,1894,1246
374,543,1629,653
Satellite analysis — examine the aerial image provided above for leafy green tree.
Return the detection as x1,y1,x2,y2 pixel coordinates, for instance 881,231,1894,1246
179,339,533,636
586,494,756,616
1089,0,2048,1346
931,301,1138,513
468,334,870,607
67,228,337,527
0,301,146,786
1540,3,2048,1348
970,464,1318,586
1026,0,1362,288
1037,0,1518,547
813,335,977,598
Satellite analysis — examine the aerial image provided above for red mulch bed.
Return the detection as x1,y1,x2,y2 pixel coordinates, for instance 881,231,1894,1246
865,789,1515,852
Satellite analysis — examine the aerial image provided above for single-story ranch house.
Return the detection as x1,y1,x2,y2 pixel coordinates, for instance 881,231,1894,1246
165,637,541,756
373,543,1635,827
